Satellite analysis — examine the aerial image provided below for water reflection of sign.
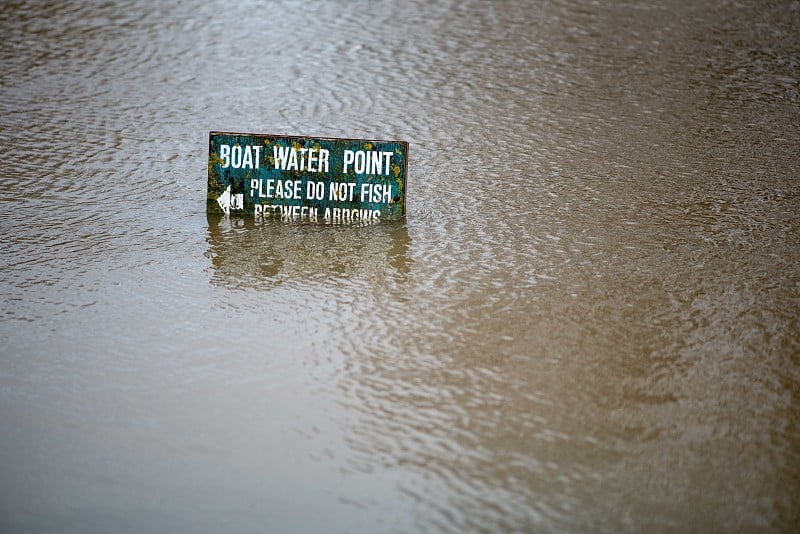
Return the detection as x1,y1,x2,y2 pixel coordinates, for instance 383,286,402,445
206,214,411,288
208,132,409,222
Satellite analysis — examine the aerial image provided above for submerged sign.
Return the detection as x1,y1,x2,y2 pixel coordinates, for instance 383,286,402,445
207,132,408,222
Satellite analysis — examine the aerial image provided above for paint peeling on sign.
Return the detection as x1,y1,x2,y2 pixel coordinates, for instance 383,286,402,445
207,132,408,222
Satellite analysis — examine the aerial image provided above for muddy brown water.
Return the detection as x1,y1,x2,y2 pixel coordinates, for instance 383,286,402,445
1,0,799,531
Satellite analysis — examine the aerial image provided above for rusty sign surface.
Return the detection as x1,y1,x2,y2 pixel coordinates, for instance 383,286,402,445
207,132,408,222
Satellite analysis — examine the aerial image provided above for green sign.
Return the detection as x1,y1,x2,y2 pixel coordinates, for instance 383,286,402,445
208,132,408,222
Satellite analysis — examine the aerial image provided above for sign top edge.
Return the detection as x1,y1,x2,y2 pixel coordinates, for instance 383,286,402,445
209,131,409,147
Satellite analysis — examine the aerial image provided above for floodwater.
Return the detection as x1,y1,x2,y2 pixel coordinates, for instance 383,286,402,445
1,0,799,531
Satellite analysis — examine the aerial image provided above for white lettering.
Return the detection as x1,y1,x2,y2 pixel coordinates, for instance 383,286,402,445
221,145,261,169
242,146,253,169
343,150,355,173
220,144,230,168
321,206,381,223
318,149,329,172
286,148,298,170
231,145,242,168
298,148,308,171
359,183,393,203
272,146,328,173
274,146,291,170
329,182,356,201
341,149,393,175
354,151,366,174
307,149,317,172
381,151,392,175
306,181,324,200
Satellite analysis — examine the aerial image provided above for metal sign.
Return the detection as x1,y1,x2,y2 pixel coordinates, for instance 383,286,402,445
207,132,408,222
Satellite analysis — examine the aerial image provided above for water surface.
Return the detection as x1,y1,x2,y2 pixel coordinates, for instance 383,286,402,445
1,0,799,531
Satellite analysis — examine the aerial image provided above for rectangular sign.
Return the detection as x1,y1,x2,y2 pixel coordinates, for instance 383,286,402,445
207,132,408,222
